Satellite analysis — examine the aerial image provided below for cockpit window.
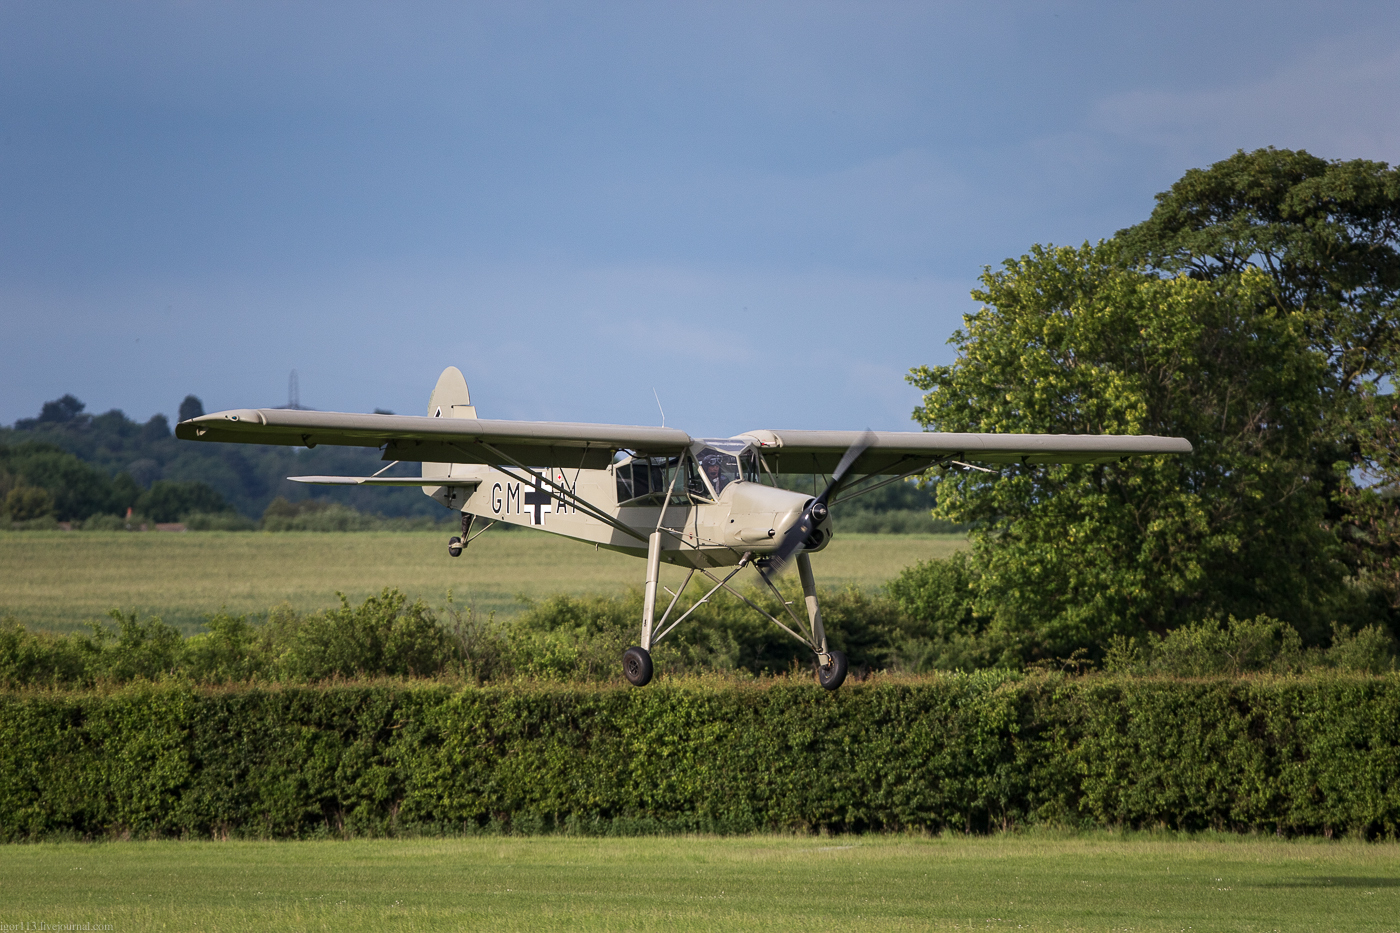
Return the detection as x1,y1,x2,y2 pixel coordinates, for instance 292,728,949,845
615,455,688,506
740,449,762,483
696,447,741,496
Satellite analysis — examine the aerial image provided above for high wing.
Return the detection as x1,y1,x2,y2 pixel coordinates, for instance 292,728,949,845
174,408,693,469
734,429,1192,474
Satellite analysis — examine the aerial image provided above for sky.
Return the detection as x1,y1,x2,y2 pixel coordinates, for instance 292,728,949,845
2,1,1398,437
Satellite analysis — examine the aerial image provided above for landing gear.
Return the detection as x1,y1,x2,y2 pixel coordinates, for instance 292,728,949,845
447,513,474,558
622,646,653,686
816,649,848,691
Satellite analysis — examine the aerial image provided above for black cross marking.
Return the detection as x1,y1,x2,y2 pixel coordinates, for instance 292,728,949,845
524,481,552,525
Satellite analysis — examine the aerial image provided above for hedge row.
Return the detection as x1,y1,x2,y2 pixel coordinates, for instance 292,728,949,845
3,674,1399,842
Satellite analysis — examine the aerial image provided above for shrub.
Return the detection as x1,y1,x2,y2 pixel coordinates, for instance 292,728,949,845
182,511,257,531
271,589,462,681
4,485,54,522
135,480,231,523
2,675,1400,841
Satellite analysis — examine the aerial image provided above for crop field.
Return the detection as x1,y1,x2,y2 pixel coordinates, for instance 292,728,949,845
0,530,966,634
0,834,1395,932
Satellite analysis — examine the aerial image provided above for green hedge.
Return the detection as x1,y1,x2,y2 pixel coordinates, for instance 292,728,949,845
3,674,1399,842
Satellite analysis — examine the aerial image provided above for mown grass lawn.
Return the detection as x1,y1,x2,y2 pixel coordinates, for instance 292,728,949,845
0,531,966,634
1,833,1395,932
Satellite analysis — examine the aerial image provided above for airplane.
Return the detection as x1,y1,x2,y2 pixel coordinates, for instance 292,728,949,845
175,366,1192,690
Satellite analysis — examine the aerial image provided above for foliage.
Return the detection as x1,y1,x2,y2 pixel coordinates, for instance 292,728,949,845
269,589,463,681
910,245,1359,660
3,484,54,522
181,511,257,531
2,674,1400,841
1103,616,1398,677
906,149,1400,663
135,479,231,522
1336,393,1400,608
178,394,205,423
1115,147,1400,400
1,396,449,520
0,441,140,521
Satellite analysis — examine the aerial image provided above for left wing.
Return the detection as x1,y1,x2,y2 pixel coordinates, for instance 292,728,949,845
175,408,692,469
735,429,1192,474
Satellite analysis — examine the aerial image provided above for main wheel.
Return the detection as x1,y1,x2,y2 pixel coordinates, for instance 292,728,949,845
447,536,463,557
816,649,847,691
622,646,653,686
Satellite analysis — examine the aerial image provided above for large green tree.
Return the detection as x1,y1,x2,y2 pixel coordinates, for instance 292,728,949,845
907,149,1399,665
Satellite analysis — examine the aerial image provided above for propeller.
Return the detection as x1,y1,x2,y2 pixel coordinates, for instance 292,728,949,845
762,430,875,577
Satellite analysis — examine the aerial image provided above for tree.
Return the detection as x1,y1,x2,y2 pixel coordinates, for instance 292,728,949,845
908,244,1365,664
178,395,204,422
4,484,55,522
1118,148,1400,577
1116,148,1400,401
135,480,230,523
37,394,85,424
904,150,1400,664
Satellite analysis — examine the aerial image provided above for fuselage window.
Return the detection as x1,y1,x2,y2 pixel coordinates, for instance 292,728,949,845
616,455,686,506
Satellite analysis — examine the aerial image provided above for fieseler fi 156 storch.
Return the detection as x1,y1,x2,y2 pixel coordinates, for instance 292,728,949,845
177,366,1191,689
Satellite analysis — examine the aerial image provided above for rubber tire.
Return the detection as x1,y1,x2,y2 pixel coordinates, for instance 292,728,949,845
447,536,463,558
816,649,848,691
622,646,654,686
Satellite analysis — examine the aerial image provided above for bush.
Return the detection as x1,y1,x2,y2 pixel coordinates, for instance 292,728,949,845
1103,617,1398,676
270,589,462,681
4,484,54,522
2,674,1399,841
182,511,256,531
136,480,230,523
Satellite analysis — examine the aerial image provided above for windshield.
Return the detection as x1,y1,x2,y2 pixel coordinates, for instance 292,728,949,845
696,447,740,495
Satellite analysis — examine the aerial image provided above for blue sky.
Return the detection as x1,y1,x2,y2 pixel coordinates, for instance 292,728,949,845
3,1,1397,436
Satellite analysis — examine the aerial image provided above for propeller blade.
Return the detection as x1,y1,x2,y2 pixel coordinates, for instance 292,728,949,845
763,430,875,577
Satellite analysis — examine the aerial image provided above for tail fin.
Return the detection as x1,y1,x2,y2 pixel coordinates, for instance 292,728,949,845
424,367,481,497
427,366,477,419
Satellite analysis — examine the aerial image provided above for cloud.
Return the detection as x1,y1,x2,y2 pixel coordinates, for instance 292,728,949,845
1091,41,1400,165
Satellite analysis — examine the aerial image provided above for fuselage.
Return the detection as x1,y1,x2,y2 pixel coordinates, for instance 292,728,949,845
425,440,831,568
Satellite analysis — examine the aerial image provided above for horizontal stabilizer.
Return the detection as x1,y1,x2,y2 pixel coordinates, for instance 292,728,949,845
287,475,477,487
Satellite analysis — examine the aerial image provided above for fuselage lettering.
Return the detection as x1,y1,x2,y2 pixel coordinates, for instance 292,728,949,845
506,482,521,514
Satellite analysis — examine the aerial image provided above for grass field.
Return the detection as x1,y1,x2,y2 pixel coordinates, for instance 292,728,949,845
0,531,966,634
0,834,1395,932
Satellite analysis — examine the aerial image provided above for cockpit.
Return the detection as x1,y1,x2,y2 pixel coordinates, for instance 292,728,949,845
615,438,763,505
693,439,761,496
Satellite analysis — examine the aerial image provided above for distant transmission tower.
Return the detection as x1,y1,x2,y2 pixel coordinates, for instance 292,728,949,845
288,369,300,410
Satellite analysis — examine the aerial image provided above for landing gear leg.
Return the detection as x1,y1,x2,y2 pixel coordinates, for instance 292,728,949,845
448,513,473,558
622,530,663,686
798,552,846,691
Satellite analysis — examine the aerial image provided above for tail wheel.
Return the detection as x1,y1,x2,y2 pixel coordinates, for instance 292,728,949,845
816,649,847,691
447,536,463,558
622,646,653,686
